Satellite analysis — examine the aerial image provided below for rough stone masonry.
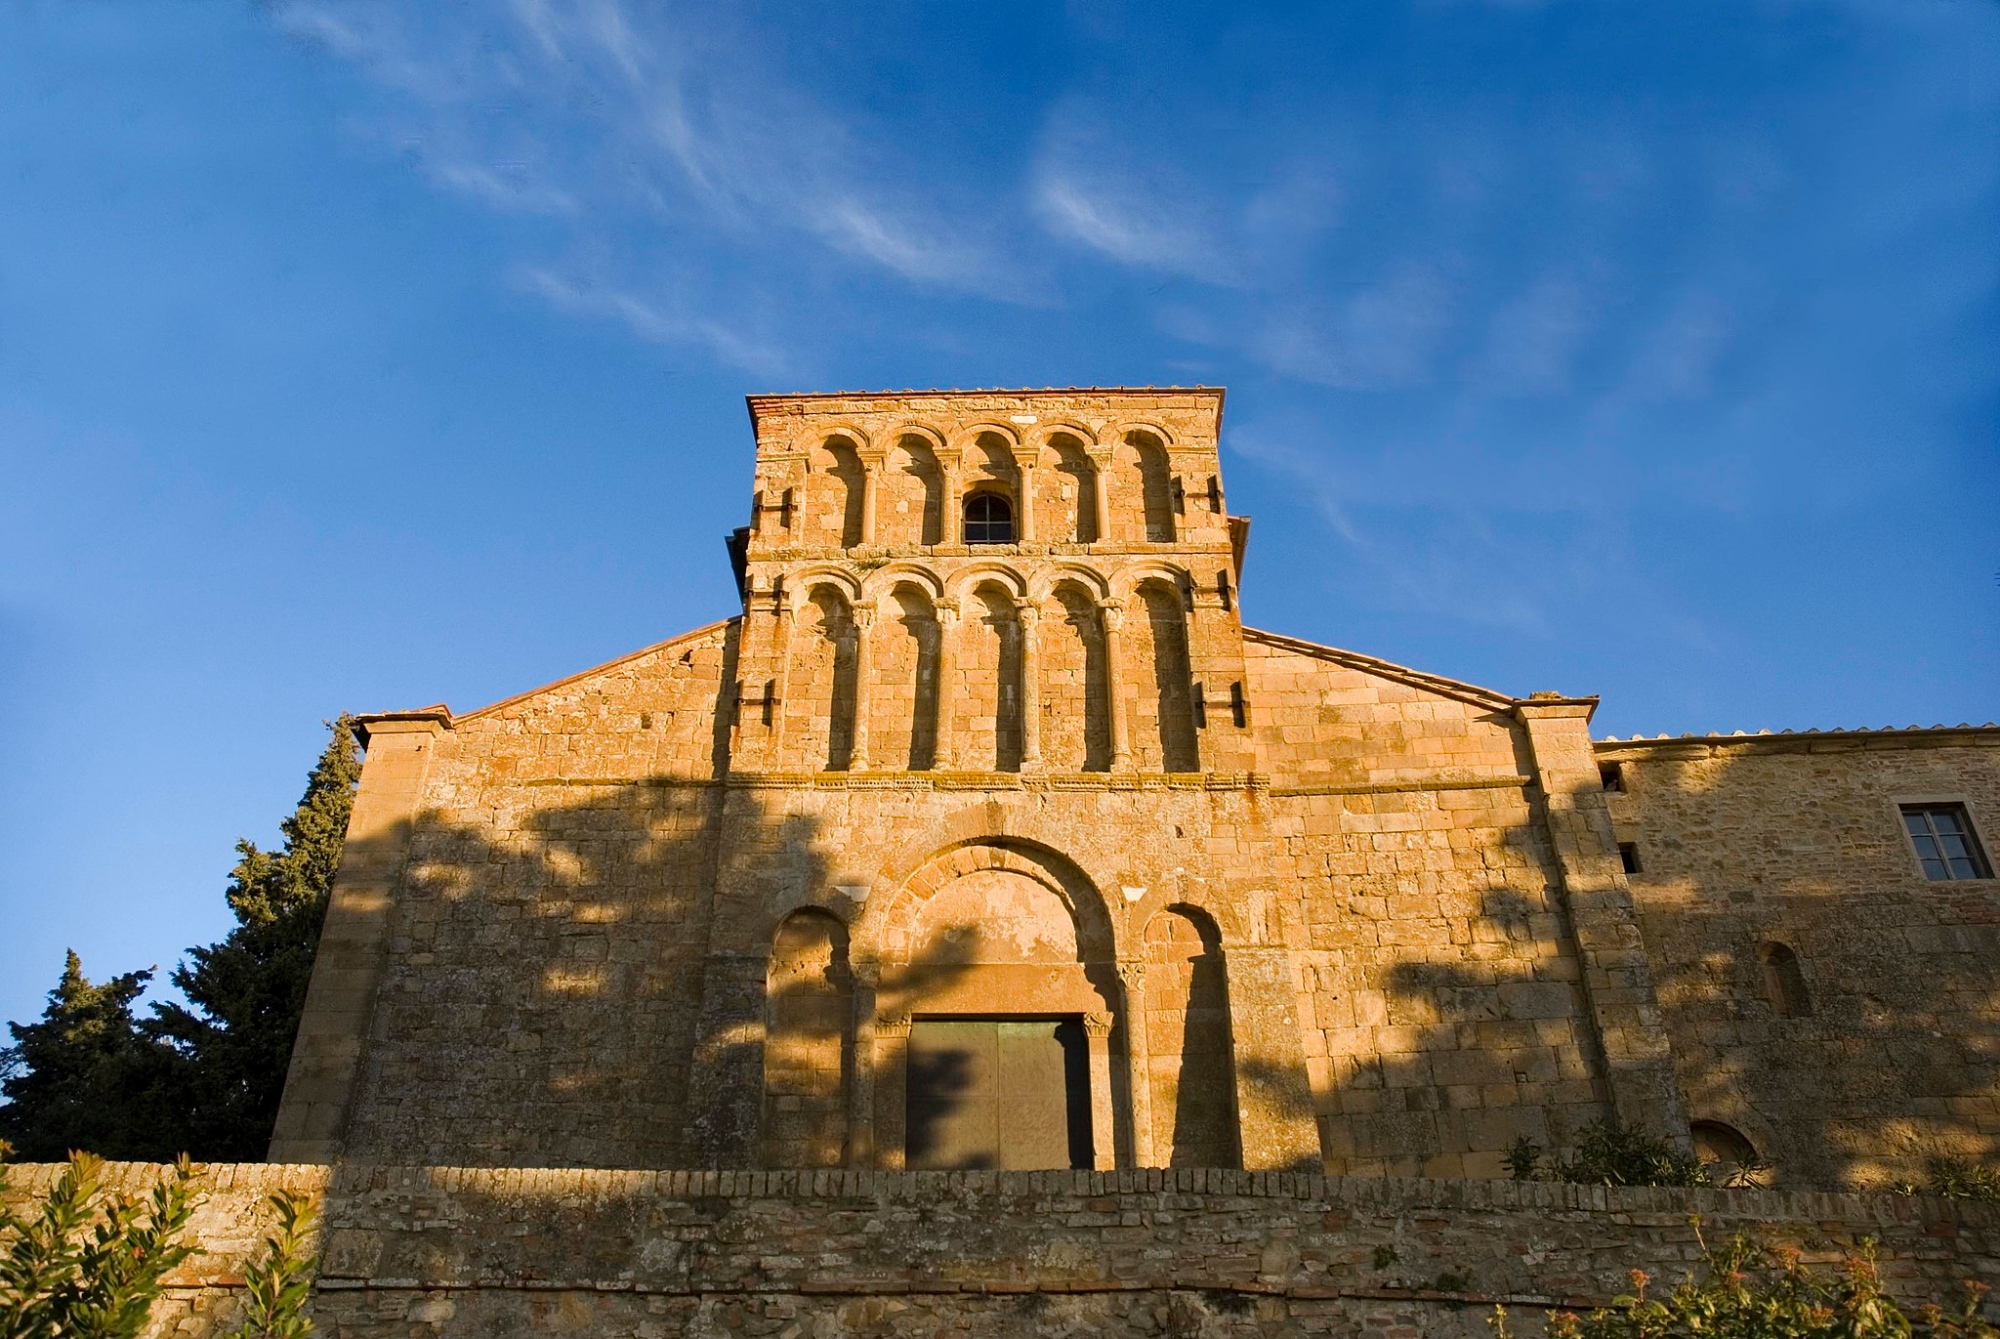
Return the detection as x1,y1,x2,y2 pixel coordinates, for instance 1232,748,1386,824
264,387,1996,1190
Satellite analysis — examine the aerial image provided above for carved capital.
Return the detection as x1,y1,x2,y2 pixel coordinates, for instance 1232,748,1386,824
1116,960,1146,994
1099,599,1126,632
875,1014,912,1040
852,600,878,630
1083,1011,1115,1040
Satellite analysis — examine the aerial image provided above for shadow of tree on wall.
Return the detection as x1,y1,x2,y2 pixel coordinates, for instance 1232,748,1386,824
1608,748,2000,1189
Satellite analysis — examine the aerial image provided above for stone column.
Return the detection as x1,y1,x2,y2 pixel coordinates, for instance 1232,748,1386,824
1117,960,1155,1168
933,598,959,769
1018,460,1037,543
1017,602,1042,770
1084,1011,1118,1170
857,452,881,546
1516,696,1691,1146
848,601,876,771
846,960,880,1168
941,458,964,546
1087,449,1114,544
1100,599,1133,770
268,711,444,1162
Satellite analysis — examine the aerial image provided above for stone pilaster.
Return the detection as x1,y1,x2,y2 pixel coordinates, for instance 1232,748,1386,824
1101,599,1132,770
267,712,444,1163
849,601,876,771
1516,697,1691,1146
1117,960,1154,1167
1018,602,1042,770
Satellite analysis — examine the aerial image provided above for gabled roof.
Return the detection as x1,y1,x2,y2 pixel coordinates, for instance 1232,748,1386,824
1241,627,1522,712
355,619,738,735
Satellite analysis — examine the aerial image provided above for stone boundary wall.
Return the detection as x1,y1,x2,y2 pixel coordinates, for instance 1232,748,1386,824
5,1163,1996,1337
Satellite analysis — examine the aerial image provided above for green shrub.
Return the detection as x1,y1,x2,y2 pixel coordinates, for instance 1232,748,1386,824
1922,1159,2000,1203
1509,1119,1711,1188
0,1142,204,1339
1491,1231,1995,1339
224,1190,318,1339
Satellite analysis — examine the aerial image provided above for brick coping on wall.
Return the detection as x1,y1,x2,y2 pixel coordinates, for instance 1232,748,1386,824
4,1163,1995,1334
7,1161,1993,1216
10,1163,1997,1227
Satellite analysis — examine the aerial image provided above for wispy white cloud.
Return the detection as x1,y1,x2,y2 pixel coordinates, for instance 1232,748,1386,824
516,266,791,379
1253,264,1457,389
1470,270,1601,395
270,0,1019,368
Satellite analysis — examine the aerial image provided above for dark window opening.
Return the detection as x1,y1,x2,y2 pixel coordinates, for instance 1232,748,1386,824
963,492,1014,545
1690,1121,1759,1171
1618,842,1641,875
1901,804,1992,881
1758,941,1813,1017
1599,762,1624,792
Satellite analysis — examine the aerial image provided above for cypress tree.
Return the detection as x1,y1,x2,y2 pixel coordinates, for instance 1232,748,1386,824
146,716,361,1160
0,953,162,1161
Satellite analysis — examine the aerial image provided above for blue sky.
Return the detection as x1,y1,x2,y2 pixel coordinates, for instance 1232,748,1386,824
2,1,1995,1032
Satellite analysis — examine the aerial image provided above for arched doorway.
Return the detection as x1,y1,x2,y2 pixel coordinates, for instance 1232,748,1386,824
866,842,1119,1171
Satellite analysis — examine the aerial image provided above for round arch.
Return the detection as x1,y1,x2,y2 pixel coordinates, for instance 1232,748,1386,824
943,562,1029,604
785,567,864,610
859,564,944,604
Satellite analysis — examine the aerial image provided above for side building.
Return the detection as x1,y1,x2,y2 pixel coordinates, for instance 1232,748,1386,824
270,387,1998,1189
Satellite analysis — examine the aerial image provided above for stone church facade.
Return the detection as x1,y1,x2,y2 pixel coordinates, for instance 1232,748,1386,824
271,388,1999,1191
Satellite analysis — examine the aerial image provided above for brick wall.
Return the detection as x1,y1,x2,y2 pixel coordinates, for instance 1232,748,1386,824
6,1162,1994,1339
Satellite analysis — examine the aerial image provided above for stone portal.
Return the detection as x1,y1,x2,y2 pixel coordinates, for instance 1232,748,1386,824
905,1018,1092,1169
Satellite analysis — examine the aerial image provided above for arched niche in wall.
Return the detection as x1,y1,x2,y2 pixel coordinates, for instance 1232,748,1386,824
1045,434,1097,544
873,582,940,770
953,582,1024,772
1039,581,1111,772
1128,578,1198,772
787,585,858,771
881,435,944,547
1127,432,1176,543
762,909,854,1168
965,431,1018,508
1690,1120,1758,1169
812,436,868,550
1758,941,1813,1018
1142,905,1239,1168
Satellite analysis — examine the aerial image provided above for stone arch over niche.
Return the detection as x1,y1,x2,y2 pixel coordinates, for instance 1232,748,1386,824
872,582,940,771
1128,578,1198,772
1141,906,1240,1168
1125,431,1176,543
1689,1120,1760,1180
812,436,867,549
1040,580,1111,772
954,581,1023,772
1758,941,1813,1017
785,584,857,771
1044,433,1097,544
864,840,1122,1171
881,434,944,547
762,909,854,1168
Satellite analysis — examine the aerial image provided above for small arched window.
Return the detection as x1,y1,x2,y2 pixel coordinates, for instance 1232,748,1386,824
964,492,1014,545
1758,941,1813,1017
1690,1121,1762,1185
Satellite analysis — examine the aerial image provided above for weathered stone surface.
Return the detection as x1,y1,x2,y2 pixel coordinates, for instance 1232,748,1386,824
268,388,1999,1192
6,1162,1995,1339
